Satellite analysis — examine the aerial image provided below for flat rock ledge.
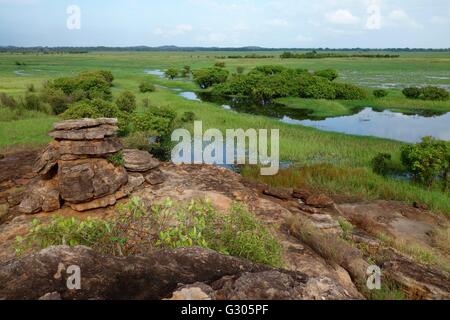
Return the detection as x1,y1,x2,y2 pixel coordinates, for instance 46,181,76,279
0,246,355,300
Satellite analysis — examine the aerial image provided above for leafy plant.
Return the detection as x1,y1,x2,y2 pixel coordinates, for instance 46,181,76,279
373,89,388,98
17,197,283,267
107,151,124,167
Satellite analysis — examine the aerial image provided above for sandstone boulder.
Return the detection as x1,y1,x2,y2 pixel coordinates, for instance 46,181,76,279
305,194,334,208
58,138,123,156
145,169,166,185
19,178,61,214
0,246,357,300
49,124,118,141
58,159,128,204
53,118,118,131
123,149,160,172
32,142,59,176
263,187,293,200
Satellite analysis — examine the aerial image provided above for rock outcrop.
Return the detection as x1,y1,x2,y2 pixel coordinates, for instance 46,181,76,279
0,245,356,300
19,118,161,213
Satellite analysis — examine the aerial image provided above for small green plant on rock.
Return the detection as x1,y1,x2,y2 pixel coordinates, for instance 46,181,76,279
107,151,124,167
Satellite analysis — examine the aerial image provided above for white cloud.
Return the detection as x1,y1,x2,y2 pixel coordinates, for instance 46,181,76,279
325,9,360,25
387,9,423,29
267,19,289,27
296,35,313,42
153,24,193,37
431,16,448,25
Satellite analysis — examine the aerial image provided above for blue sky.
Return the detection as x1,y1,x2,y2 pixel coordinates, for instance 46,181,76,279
1,0,449,48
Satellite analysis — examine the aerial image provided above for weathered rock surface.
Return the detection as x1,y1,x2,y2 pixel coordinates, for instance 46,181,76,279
58,138,123,156
123,149,160,172
33,142,59,176
49,124,117,141
19,178,60,214
58,159,128,204
305,194,334,208
53,118,118,131
144,169,166,185
263,187,293,200
0,245,357,300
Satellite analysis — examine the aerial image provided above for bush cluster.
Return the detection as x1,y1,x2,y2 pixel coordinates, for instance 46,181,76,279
402,86,449,101
192,68,230,89
139,80,156,93
401,137,450,189
209,65,366,103
373,89,388,98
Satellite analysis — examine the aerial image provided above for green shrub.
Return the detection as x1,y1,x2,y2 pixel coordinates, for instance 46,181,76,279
165,68,178,80
131,107,178,160
63,99,129,135
420,86,449,101
314,69,339,81
402,87,421,99
236,66,245,74
79,70,114,85
15,217,117,255
181,111,196,122
371,153,393,176
181,65,191,78
62,101,101,119
21,93,51,113
0,92,18,108
209,203,283,267
139,80,156,93
298,75,337,100
49,71,112,101
214,61,226,68
401,137,450,189
193,68,230,88
373,89,388,98
116,91,136,113
17,197,283,267
334,83,367,100
40,86,70,115
26,84,35,93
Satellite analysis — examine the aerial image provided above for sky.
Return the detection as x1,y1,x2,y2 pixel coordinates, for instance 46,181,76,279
0,0,449,48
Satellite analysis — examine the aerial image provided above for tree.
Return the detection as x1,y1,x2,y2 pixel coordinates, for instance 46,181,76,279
192,68,229,89
236,66,245,75
165,68,178,80
181,66,191,78
116,91,136,113
401,137,450,189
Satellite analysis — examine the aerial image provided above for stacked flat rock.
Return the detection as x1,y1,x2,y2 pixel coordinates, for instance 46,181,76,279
19,118,162,214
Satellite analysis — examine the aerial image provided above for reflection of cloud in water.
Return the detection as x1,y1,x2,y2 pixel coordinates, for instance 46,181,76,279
282,108,450,143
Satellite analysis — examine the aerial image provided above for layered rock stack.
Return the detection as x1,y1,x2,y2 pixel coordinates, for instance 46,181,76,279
19,118,163,213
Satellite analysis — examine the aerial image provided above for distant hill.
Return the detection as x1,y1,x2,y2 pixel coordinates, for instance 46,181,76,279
0,46,449,53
